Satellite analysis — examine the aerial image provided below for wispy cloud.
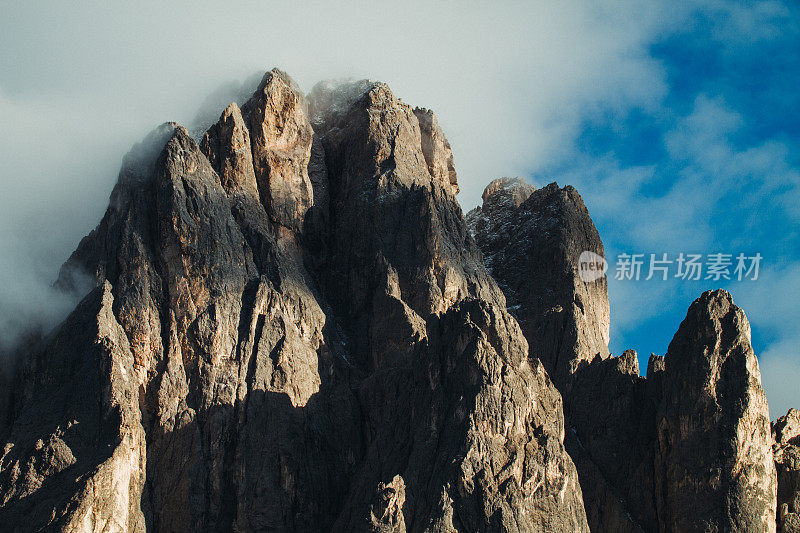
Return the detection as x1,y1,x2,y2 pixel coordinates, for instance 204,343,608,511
544,1,800,415
0,0,687,345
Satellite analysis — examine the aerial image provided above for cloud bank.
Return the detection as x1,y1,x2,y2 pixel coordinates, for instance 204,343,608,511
0,0,676,341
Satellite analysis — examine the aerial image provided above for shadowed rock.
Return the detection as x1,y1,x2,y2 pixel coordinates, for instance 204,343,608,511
0,70,589,532
466,179,610,390
468,177,780,533
0,283,146,531
1,66,787,533
655,290,776,532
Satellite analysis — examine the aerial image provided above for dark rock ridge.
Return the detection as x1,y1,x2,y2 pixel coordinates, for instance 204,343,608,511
467,178,782,532
655,290,776,532
0,68,791,532
465,178,611,391
0,70,588,531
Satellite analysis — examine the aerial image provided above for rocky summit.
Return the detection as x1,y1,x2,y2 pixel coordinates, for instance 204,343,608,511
0,68,792,532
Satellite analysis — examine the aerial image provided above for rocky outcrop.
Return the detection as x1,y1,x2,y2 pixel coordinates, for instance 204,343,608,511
466,178,610,390
468,179,780,532
466,178,634,529
0,70,588,531
307,77,587,531
0,66,789,533
656,290,776,532
774,409,800,532
0,282,146,531
307,79,501,370
200,102,258,197
241,69,315,232
564,350,660,532
413,108,459,196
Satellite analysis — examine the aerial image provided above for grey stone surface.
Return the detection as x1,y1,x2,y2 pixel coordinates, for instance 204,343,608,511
0,66,789,533
468,178,781,533
0,70,588,532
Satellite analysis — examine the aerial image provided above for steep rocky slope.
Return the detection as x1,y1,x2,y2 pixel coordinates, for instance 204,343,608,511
467,179,781,532
0,68,792,532
0,70,587,532
656,290,776,532
465,179,610,391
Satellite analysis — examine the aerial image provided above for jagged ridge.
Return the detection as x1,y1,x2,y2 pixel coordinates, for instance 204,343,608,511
0,68,794,533
0,69,586,532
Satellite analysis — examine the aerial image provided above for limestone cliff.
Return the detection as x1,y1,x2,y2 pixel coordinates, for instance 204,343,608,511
0,70,587,532
0,68,791,533
468,179,781,532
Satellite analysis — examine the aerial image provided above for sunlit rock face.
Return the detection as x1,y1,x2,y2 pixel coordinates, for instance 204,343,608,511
0,66,787,533
0,69,589,532
468,177,780,532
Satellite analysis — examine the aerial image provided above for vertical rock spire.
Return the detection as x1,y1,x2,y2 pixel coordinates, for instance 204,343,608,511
656,290,776,532
200,102,258,197
241,68,315,232
466,178,611,389
0,71,591,532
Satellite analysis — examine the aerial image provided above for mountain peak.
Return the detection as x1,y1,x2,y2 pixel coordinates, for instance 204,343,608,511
0,68,792,533
481,176,535,206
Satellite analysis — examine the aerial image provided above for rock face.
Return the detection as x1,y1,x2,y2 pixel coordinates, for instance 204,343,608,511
0,67,789,532
468,180,780,532
466,179,610,390
0,70,588,531
0,282,146,531
305,77,588,531
564,349,660,532
656,290,776,532
774,409,800,532
241,69,315,232
413,108,459,196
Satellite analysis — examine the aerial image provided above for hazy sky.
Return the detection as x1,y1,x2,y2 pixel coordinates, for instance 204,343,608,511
1,1,798,416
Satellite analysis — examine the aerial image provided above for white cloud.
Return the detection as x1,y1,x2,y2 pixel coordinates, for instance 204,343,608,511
0,0,686,345
560,90,800,415
1,1,680,207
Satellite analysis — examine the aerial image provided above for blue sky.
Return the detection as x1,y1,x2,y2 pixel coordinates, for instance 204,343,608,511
0,0,797,416
544,1,800,416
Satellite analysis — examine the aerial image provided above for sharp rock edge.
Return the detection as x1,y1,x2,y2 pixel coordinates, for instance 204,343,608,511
0,68,793,533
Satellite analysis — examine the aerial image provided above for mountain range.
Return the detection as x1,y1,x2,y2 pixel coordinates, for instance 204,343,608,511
0,69,796,533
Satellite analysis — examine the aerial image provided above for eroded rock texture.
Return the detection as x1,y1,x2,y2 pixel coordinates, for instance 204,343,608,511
465,178,610,390
656,290,776,532
564,349,661,532
467,179,780,532
0,67,789,533
0,282,146,531
0,70,588,532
